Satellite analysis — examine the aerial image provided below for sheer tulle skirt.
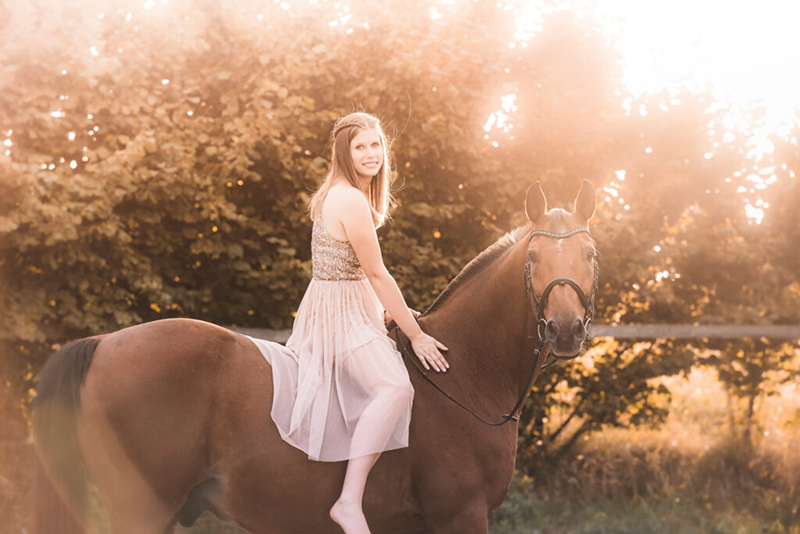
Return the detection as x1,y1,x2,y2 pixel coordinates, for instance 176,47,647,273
245,278,413,462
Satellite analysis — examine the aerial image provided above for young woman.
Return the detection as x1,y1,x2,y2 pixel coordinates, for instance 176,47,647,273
245,112,449,534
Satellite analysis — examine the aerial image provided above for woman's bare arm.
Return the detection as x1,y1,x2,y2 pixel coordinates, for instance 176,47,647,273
332,188,449,371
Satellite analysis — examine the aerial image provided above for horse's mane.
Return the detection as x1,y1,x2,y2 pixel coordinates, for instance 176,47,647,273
424,222,532,315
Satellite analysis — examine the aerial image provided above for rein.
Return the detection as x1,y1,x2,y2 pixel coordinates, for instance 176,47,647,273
390,226,598,427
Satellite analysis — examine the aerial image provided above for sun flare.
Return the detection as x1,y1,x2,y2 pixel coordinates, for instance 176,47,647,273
488,0,800,223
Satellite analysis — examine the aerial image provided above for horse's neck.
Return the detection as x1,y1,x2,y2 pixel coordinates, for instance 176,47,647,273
423,239,541,413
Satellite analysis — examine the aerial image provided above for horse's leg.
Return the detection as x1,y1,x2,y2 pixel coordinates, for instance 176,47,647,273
75,324,231,534
78,381,181,533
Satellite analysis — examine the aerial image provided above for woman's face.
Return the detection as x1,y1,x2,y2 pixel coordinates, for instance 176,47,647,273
349,128,383,179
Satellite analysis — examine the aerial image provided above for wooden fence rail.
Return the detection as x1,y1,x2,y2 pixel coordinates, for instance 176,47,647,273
229,325,800,342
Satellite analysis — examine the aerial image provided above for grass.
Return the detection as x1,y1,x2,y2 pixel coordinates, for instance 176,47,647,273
486,367,800,533
489,491,799,534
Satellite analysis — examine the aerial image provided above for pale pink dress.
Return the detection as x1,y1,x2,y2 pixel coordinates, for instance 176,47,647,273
244,215,414,462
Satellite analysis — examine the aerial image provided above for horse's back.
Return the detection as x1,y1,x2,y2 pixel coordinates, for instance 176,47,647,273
75,318,273,528
82,318,267,459
76,317,421,532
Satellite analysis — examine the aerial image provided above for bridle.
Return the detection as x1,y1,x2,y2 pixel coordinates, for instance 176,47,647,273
525,227,599,364
390,225,599,427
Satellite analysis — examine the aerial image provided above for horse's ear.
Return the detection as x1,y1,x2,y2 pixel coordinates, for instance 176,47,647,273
525,182,548,223
574,179,596,222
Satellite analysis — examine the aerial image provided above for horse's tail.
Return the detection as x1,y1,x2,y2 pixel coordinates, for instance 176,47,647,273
31,337,99,534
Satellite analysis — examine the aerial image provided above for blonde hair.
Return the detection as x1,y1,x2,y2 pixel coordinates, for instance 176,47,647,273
308,112,395,228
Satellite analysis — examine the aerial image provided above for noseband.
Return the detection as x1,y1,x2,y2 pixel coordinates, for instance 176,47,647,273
525,226,599,365
391,225,599,426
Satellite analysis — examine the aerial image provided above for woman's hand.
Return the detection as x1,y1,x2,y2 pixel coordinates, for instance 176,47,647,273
409,331,449,373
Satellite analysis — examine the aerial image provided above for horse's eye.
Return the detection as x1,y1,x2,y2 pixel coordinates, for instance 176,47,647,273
528,251,539,263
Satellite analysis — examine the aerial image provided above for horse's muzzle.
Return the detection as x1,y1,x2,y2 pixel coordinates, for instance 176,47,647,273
545,318,587,357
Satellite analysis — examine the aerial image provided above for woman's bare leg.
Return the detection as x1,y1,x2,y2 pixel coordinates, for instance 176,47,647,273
330,334,414,534
330,384,411,533
329,452,380,533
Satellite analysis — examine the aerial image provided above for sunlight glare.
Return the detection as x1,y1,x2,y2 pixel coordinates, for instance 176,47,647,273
511,0,800,223
588,0,800,156
514,2,543,41
483,93,517,136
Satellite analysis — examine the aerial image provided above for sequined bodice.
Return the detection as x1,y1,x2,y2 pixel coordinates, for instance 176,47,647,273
312,217,366,281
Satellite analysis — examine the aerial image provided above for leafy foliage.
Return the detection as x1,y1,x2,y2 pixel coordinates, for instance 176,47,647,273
0,0,798,471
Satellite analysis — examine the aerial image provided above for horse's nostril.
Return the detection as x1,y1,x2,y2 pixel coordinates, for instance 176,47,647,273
545,320,559,340
572,319,585,339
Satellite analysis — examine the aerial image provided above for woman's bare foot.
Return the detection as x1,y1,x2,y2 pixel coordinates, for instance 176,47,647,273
329,497,371,534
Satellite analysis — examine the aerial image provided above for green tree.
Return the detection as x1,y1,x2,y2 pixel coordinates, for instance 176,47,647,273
0,0,797,476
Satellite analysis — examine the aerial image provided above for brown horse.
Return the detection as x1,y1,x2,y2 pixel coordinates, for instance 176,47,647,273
32,180,597,534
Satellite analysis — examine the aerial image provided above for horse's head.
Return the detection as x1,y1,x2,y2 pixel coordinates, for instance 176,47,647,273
524,180,598,358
